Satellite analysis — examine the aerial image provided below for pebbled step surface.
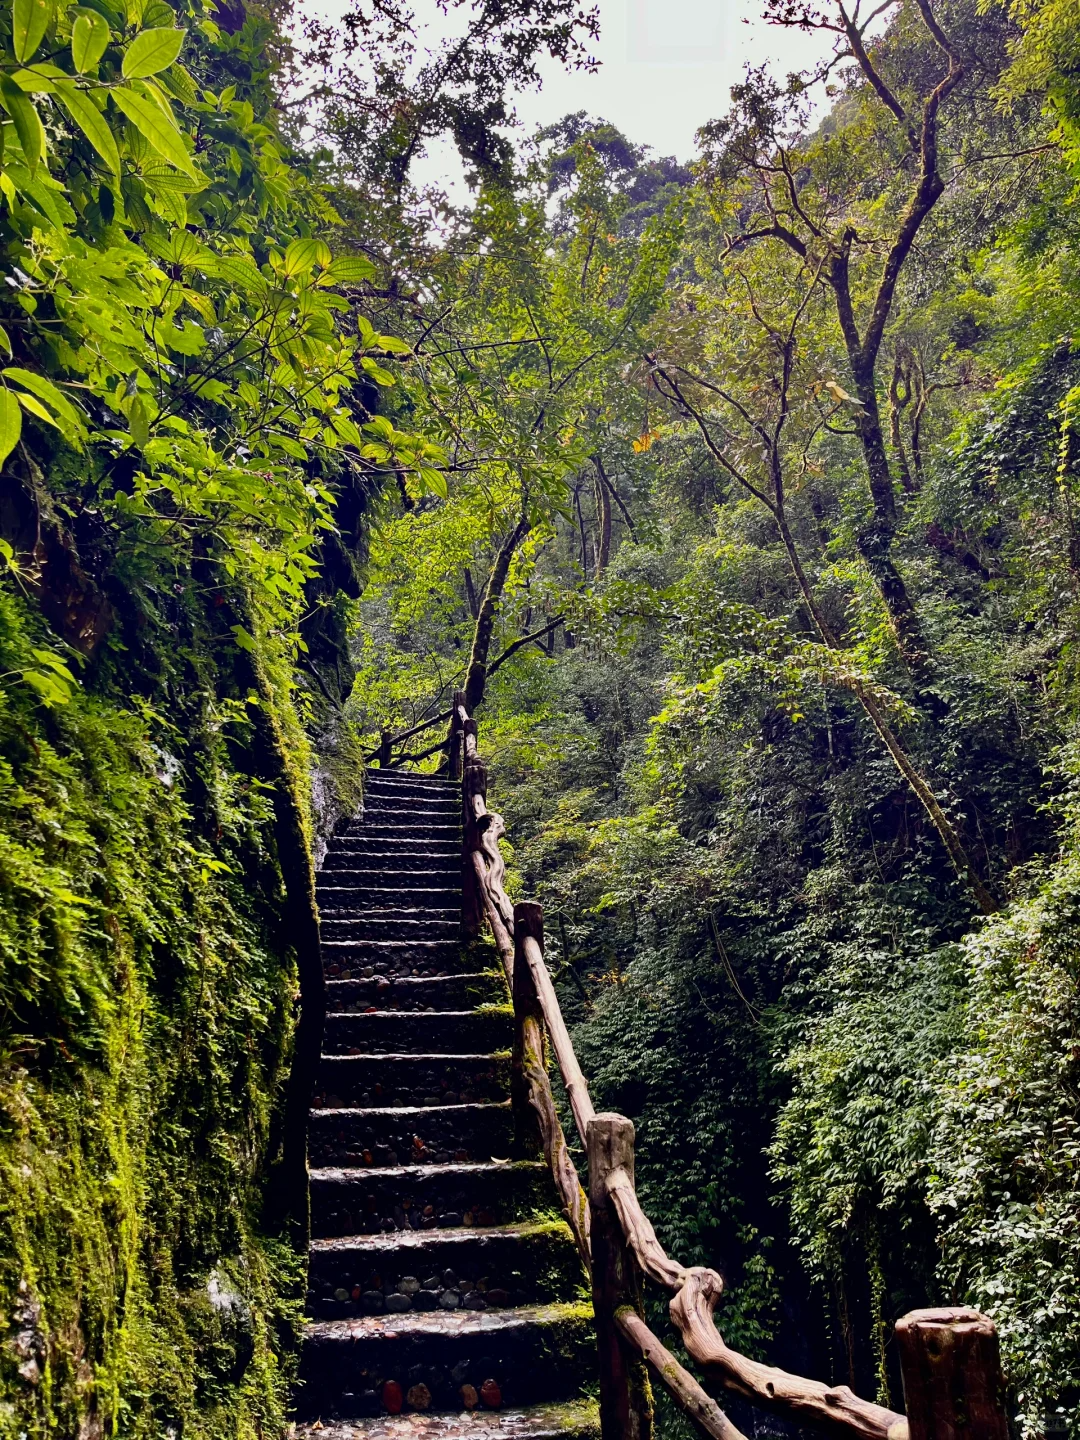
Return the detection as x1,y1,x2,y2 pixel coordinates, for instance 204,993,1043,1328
300,770,591,1429
297,1302,594,1417
326,973,502,1012
293,1397,601,1440
324,1008,512,1053
310,1159,550,1238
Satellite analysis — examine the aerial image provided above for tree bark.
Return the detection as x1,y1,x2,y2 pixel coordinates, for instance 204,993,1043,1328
594,463,612,575
463,510,530,711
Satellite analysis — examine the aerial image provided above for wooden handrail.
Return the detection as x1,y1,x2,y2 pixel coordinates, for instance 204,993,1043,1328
454,698,1007,1440
364,705,454,761
615,1308,747,1440
514,903,591,1272
520,931,596,1144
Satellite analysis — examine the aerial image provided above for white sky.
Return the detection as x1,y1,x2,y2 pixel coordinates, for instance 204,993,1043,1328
507,0,833,161
301,0,837,189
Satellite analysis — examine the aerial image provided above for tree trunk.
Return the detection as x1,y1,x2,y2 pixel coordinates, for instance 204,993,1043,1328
850,372,933,676
463,511,530,712
594,465,612,576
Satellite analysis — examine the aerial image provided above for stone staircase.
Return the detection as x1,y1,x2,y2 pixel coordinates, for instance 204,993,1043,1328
295,769,599,1440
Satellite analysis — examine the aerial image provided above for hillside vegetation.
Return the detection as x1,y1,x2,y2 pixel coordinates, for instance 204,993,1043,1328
2,0,1080,1434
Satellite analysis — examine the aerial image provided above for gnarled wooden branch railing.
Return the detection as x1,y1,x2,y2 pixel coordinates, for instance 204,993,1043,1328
447,699,1010,1440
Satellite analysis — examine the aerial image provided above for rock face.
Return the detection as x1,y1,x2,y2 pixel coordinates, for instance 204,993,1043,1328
296,769,598,1440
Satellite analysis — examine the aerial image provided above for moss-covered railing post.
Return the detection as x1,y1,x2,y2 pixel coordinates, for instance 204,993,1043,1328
587,1113,655,1440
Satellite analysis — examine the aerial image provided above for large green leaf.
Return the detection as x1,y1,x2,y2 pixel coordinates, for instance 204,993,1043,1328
12,0,53,64
71,9,111,72
110,84,194,174
282,237,330,277
318,254,377,286
121,25,184,78
203,254,266,293
0,74,45,171
0,390,22,466
5,162,74,225
56,83,120,175
4,367,86,440
12,63,67,91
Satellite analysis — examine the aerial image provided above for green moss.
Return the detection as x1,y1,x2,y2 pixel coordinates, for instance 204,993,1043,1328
0,585,306,1437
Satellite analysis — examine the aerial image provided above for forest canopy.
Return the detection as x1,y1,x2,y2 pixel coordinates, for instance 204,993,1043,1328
1,0,1080,1433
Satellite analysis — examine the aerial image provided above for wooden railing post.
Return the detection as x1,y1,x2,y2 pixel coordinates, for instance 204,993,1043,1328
896,1309,1009,1440
462,753,487,939
512,901,544,1155
448,688,465,781
587,1113,654,1440
376,728,393,768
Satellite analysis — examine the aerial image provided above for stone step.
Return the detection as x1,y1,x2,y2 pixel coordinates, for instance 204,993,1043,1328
326,841,461,863
317,1053,510,1108
322,917,462,944
324,1009,512,1054
321,869,463,888
343,822,461,839
293,1398,601,1440
307,1218,585,1318
310,1160,549,1238
323,940,464,979
319,886,463,911
295,1301,594,1419
309,1101,515,1168
357,819,459,830
324,851,460,872
365,771,458,793
362,795,461,814
327,973,503,1012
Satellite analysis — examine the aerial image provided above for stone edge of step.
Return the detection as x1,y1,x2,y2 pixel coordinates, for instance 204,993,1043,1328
303,1299,593,1343
309,1159,544,1184
310,1217,572,1253
310,1100,511,1118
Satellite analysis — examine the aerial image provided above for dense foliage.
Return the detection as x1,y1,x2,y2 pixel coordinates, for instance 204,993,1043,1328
341,1,1080,1435
5,0,1080,1432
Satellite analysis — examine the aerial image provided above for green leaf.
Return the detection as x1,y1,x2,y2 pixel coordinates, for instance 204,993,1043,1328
145,179,187,225
30,647,76,680
6,161,75,225
71,9,111,72
110,84,194,174
121,25,184,78
15,390,61,429
282,237,330,277
158,317,204,354
0,74,45,171
202,254,266,292
360,355,395,386
230,624,256,653
417,466,448,499
0,390,22,465
12,0,53,64
4,367,86,438
319,255,377,286
127,394,149,447
375,333,412,355
331,413,363,447
12,63,67,92
56,83,120,175
21,667,74,706
158,61,196,103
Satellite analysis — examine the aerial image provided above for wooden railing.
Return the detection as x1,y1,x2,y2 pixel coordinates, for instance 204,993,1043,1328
442,695,1010,1440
